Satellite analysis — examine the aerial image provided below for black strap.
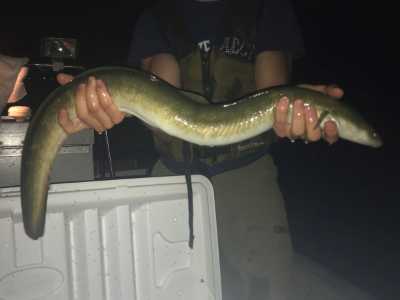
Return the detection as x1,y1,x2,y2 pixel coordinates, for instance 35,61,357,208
183,141,195,249
199,46,215,102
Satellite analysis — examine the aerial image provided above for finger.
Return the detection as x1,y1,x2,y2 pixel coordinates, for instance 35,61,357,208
273,96,290,137
19,66,29,79
323,120,339,144
298,83,344,99
96,80,125,124
58,108,87,134
325,85,344,99
75,81,105,133
290,99,305,138
298,83,326,93
85,77,114,130
56,73,74,85
305,105,322,142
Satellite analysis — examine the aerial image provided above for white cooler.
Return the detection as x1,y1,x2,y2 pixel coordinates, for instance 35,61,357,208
0,175,222,300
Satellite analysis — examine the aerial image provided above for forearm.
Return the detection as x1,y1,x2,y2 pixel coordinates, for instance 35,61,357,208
254,51,292,89
142,53,181,88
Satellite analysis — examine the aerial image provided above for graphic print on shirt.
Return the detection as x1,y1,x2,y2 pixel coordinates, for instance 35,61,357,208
198,40,212,52
197,35,255,61
220,36,255,61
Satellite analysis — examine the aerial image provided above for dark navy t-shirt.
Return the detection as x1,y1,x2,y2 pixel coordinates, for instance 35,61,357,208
127,0,304,66
182,0,225,51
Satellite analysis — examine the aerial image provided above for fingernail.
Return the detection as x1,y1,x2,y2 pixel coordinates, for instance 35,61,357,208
278,97,289,111
294,99,303,106
294,100,304,118
280,96,289,104
96,80,104,91
307,108,316,123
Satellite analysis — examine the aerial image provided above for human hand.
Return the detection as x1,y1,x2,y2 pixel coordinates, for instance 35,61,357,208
56,74,125,135
7,66,28,103
273,84,344,145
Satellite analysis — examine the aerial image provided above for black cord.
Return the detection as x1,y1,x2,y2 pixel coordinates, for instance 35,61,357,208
183,141,195,249
104,130,114,178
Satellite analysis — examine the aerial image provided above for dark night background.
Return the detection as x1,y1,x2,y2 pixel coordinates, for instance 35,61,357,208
1,1,399,299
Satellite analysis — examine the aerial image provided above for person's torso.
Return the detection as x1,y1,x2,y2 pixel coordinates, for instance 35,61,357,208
151,0,275,173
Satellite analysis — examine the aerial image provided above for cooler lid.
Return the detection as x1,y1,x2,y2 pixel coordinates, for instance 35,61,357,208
0,175,221,300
